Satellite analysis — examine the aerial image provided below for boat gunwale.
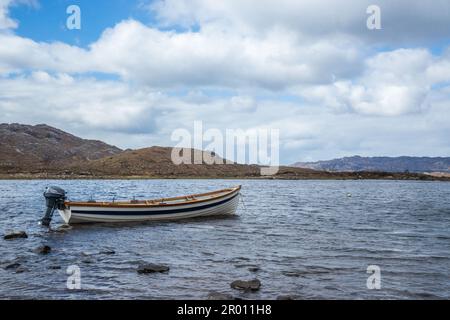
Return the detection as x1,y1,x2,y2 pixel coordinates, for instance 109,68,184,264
64,185,241,208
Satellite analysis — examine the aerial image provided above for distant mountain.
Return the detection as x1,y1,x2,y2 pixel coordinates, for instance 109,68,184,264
292,156,450,173
0,123,122,173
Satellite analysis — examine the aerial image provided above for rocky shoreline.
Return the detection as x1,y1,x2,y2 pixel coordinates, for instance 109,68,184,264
1,170,449,181
2,230,272,300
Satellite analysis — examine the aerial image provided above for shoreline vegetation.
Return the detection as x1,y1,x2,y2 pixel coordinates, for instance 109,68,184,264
1,169,449,181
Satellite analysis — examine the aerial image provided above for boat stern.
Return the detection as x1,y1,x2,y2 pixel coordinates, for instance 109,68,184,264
57,208,72,224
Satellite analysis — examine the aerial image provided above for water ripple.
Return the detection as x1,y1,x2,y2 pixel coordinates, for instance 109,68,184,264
0,179,449,299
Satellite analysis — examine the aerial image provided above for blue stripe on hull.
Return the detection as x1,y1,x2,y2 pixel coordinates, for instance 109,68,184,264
71,193,239,216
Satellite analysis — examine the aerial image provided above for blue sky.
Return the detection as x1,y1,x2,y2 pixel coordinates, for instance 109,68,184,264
10,0,151,46
9,0,201,46
1,0,449,164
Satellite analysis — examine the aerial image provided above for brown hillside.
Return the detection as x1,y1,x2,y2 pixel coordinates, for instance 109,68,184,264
0,123,122,173
68,146,262,177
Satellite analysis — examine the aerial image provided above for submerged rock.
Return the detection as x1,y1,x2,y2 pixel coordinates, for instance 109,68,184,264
15,266,29,274
4,262,21,270
53,225,72,233
277,295,296,300
4,231,28,240
207,291,235,300
282,271,303,277
137,263,170,274
36,245,51,254
48,265,62,270
3,261,28,273
248,267,260,272
230,279,261,291
99,250,116,255
81,259,94,264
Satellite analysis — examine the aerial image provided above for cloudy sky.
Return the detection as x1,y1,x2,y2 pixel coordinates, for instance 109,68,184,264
0,0,449,164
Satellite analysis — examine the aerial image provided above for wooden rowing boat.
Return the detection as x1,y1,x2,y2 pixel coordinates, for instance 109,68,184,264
42,185,241,225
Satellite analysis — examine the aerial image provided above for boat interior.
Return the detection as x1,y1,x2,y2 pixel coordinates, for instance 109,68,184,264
65,185,241,207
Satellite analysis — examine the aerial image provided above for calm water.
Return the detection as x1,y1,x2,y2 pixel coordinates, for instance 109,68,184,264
0,179,449,300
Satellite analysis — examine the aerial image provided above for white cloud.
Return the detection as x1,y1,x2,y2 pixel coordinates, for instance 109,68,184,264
0,19,365,89
0,0,38,30
0,0,449,162
2,71,449,164
0,32,92,74
0,73,164,134
150,0,450,44
0,0,17,29
298,49,441,116
88,20,363,89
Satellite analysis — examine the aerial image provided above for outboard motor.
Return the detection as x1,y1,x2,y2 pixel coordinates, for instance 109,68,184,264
41,186,66,227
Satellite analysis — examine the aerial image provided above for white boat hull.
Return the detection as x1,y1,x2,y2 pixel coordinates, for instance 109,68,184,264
58,188,240,224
